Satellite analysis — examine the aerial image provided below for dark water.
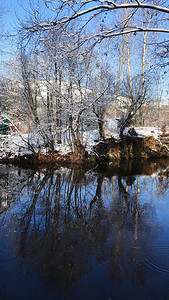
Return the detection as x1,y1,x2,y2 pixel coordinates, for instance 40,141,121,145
0,160,169,300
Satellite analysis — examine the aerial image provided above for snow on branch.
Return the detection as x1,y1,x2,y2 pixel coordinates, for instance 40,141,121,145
21,0,169,35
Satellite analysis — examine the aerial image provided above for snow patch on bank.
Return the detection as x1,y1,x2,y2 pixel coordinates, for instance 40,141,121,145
0,134,71,159
124,127,163,138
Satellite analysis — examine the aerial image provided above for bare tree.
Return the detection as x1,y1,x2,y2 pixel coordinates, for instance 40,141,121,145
117,75,149,137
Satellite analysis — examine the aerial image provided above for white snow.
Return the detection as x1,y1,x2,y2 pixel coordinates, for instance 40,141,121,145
0,134,71,159
124,127,163,138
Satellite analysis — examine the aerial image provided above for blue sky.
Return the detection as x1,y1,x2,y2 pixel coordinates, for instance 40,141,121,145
3,0,28,31
0,1,31,71
2,0,54,36
3,0,46,37
1,1,47,58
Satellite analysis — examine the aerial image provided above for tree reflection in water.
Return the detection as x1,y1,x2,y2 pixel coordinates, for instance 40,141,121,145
0,161,169,297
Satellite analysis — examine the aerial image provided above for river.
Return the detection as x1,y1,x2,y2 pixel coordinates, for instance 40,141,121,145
0,160,169,300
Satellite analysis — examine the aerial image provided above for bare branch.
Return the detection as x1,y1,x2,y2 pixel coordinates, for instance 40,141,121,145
21,1,169,34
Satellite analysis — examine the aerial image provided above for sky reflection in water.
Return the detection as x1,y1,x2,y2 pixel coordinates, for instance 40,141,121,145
0,161,169,300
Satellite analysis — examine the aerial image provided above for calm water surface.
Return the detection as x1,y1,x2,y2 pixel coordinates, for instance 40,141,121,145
0,161,169,300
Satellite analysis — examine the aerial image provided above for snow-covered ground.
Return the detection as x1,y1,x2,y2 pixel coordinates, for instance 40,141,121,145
103,118,164,139
0,134,71,159
0,126,166,159
124,127,163,139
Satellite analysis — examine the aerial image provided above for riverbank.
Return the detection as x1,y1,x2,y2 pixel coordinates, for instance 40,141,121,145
0,134,169,168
